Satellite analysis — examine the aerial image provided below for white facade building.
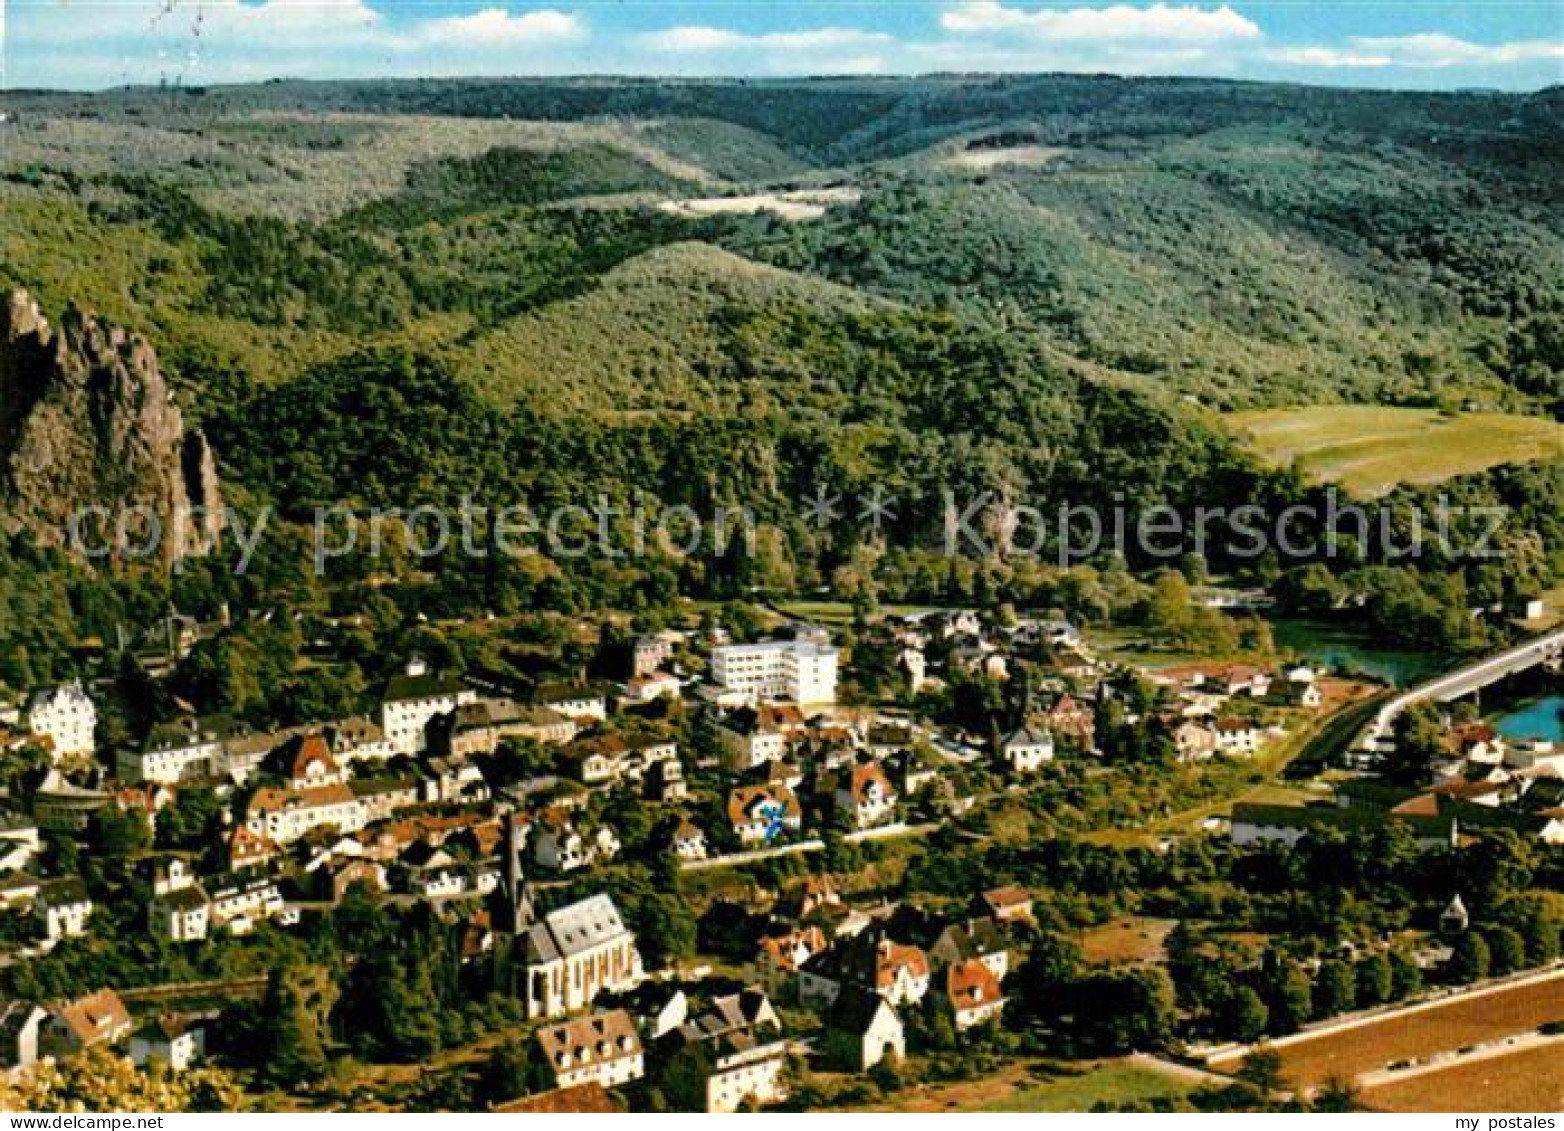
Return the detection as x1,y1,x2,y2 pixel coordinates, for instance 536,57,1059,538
711,638,838,705
381,659,476,755
26,683,97,761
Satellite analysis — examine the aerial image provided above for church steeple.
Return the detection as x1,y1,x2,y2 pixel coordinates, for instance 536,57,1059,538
498,810,535,934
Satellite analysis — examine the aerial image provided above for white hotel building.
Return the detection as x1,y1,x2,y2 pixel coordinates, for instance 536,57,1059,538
711,638,838,706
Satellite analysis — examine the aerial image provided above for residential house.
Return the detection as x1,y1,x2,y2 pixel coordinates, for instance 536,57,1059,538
41,990,132,1059
328,715,397,762
533,815,620,873
422,756,490,805
536,685,609,723
823,987,903,1072
131,1016,206,1071
205,873,287,934
727,785,803,846
1000,726,1054,774
149,884,211,943
534,1009,644,1092
246,783,367,844
36,877,92,942
978,886,1034,925
117,716,226,784
800,934,930,1008
929,918,1009,980
669,988,788,1113
649,758,688,803
0,1001,46,1070
280,734,347,788
1213,717,1261,756
26,682,96,761
0,813,40,873
632,635,674,678
835,764,897,829
719,705,805,770
0,871,41,911
227,826,281,872
944,958,1006,1031
1044,695,1096,748
669,820,708,861
623,672,681,704
351,775,422,822
1174,720,1219,763
381,658,476,755
756,926,828,984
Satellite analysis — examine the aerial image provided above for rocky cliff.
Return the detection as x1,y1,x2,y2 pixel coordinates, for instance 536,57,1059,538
0,290,222,565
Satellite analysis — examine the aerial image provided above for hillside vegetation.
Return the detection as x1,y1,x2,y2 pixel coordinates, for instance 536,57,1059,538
0,76,1558,685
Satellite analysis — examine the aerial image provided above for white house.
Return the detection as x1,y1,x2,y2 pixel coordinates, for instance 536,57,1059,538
37,877,92,942
670,820,708,861
118,717,225,785
246,784,367,844
381,659,476,755
835,764,897,829
536,685,609,723
1213,717,1261,756
149,885,211,943
945,958,1006,1031
131,1016,206,1072
1000,726,1055,773
533,1009,644,1092
711,637,838,706
26,683,97,761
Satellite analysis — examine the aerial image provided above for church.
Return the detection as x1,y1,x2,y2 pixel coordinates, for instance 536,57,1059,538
492,814,645,1019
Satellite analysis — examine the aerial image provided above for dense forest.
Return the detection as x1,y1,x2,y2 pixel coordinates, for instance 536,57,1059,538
1,75,1561,692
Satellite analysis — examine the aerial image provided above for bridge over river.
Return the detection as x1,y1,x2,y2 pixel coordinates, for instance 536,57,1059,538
1356,626,1564,752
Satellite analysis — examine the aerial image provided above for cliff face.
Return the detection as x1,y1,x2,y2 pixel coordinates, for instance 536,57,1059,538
0,290,223,565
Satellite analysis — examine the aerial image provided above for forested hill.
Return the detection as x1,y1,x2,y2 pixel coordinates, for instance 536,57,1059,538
0,74,1561,683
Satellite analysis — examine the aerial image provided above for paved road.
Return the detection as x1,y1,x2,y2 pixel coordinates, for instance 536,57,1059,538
1356,626,1564,750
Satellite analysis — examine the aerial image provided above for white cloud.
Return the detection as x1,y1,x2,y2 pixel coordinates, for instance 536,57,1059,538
415,8,585,48
940,2,1260,44
638,25,893,54
1348,33,1564,68
1266,46,1392,69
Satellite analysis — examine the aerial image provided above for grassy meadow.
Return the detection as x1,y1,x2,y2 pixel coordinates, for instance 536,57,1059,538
1226,406,1564,496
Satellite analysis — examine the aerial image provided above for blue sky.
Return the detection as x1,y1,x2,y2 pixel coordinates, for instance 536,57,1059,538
3,1,1561,91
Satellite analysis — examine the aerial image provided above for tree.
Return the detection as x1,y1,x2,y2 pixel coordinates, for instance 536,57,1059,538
1354,953,1393,1007
1447,933,1490,984
253,965,336,1087
482,1039,542,1103
1260,954,1312,1034
1007,929,1083,1030
93,808,150,856
1512,901,1560,965
636,894,697,970
1386,702,1447,787
0,1046,243,1112
1389,952,1423,1000
1064,967,1177,1054
655,1043,712,1113
1236,1047,1285,1095
1483,926,1526,977
1313,960,1356,1020
1217,986,1270,1043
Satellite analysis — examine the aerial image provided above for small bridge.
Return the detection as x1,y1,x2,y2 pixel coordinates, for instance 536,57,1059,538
1356,626,1564,751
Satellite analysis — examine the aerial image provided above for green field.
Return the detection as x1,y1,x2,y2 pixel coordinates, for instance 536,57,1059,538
1227,406,1564,496
978,1061,1199,1113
